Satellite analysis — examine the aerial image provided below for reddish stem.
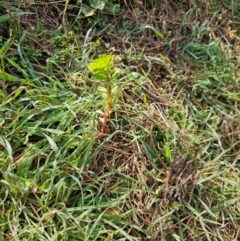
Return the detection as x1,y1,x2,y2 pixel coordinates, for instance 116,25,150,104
98,86,112,139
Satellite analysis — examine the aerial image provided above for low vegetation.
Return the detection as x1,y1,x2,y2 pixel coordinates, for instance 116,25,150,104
0,0,239,240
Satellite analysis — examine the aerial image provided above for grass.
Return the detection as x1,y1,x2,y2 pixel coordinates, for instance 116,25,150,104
0,0,240,240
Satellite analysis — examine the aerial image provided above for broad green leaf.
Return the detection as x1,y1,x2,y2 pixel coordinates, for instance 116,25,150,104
97,86,108,93
111,85,118,96
105,3,120,13
92,72,108,81
91,0,106,10
88,55,112,72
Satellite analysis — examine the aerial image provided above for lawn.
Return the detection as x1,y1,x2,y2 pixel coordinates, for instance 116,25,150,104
0,0,240,240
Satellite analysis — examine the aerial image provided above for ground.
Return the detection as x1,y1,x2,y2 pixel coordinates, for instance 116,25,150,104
0,0,240,240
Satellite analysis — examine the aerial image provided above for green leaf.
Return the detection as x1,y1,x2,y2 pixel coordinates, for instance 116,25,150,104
97,86,108,99
88,55,113,81
91,0,106,10
105,3,120,13
0,135,12,160
97,86,108,93
88,54,112,72
43,133,58,151
141,24,164,39
111,85,118,96
112,67,121,78
91,72,108,82
0,11,35,24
